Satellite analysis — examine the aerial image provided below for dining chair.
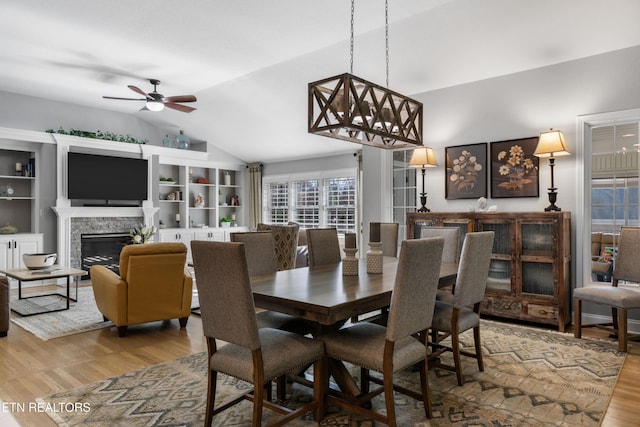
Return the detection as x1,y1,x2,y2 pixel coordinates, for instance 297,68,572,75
256,222,300,270
306,228,341,267
190,241,326,426
320,237,445,425
370,222,400,257
419,226,460,263
230,231,314,335
574,226,640,352
429,231,494,386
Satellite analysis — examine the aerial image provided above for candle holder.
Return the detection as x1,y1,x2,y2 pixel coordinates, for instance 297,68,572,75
342,247,359,276
367,241,383,274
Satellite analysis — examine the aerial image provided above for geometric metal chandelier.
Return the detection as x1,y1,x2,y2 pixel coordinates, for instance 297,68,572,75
308,0,423,148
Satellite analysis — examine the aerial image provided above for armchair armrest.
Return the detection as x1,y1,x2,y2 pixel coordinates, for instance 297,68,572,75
90,265,128,326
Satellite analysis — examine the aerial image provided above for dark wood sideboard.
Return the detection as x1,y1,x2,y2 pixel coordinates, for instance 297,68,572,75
407,211,571,331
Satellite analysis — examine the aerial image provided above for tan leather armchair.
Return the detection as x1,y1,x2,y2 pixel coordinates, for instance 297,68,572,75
90,242,193,337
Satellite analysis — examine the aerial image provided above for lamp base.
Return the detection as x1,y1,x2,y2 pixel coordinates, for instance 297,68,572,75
544,188,561,212
417,194,430,212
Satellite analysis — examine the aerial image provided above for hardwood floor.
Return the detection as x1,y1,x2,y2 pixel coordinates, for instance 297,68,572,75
0,287,638,426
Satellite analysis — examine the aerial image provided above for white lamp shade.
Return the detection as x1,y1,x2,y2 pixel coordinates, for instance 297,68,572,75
409,146,438,168
146,100,165,112
534,129,570,157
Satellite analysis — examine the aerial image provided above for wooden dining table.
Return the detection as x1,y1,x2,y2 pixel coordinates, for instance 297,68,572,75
250,257,458,399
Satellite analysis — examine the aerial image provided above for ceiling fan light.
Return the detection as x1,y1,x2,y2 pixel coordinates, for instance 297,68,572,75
145,100,164,112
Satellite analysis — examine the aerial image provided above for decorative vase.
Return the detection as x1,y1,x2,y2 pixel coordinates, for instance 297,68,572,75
162,134,173,148
342,247,359,276
224,172,231,186
175,130,190,150
367,241,383,274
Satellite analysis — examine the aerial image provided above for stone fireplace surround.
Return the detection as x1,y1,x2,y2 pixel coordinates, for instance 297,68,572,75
53,207,158,269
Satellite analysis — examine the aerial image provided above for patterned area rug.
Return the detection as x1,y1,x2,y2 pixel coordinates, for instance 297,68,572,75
39,320,625,426
10,287,112,340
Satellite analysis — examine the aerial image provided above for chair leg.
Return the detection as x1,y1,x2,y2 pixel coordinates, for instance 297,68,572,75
205,370,217,426
276,375,287,400
419,359,432,419
619,308,628,352
313,356,327,422
473,324,484,372
252,379,264,426
383,367,397,427
612,307,619,332
360,367,370,394
117,325,127,337
574,298,582,338
179,316,188,328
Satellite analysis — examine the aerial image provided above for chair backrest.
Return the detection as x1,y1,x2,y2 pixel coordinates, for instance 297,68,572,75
370,222,400,257
306,228,342,267
230,231,278,277
191,241,261,350
453,231,495,309
257,223,300,270
386,237,444,342
613,227,640,284
419,226,460,263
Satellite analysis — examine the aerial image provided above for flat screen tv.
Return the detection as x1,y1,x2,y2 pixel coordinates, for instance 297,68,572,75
68,152,148,204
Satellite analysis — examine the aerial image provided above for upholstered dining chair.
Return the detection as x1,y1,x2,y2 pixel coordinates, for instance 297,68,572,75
420,226,460,264
256,222,299,270
574,226,640,352
320,237,445,425
306,228,341,267
370,222,400,257
190,241,326,426
90,242,193,337
230,231,313,336
429,231,494,386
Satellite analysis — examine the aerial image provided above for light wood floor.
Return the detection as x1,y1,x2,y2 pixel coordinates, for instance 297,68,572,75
0,287,638,427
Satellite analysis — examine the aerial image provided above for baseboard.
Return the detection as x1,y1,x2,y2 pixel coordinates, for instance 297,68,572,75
580,312,640,334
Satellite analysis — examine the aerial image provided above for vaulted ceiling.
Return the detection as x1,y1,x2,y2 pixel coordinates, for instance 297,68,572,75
2,0,640,162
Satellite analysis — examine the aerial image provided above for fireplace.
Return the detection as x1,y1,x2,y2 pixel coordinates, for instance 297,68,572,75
81,232,131,279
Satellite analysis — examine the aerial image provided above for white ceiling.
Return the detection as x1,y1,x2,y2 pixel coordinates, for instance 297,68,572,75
2,0,640,162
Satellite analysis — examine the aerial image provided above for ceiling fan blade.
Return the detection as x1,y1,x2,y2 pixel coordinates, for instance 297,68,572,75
128,85,149,98
103,96,146,101
165,102,196,113
165,95,197,103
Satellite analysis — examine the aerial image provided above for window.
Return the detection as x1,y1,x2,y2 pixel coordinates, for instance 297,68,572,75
592,177,639,232
263,169,357,234
392,149,418,239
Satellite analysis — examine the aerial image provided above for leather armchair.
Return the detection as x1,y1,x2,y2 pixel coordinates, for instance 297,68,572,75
91,242,193,337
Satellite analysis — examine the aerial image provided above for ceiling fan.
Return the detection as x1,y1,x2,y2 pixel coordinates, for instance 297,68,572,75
103,79,197,113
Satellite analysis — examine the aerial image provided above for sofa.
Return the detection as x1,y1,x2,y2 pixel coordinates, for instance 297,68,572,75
90,242,193,337
591,232,618,282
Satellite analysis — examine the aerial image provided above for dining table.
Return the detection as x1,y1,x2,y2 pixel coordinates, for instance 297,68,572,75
251,256,458,399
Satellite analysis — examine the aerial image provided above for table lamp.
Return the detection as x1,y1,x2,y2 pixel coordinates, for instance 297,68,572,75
534,129,570,211
409,147,438,212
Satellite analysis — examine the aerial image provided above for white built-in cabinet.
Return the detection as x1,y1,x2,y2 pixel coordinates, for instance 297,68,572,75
158,226,248,261
0,233,43,270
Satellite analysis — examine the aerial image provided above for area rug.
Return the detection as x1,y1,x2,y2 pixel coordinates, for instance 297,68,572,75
38,320,625,426
10,287,112,340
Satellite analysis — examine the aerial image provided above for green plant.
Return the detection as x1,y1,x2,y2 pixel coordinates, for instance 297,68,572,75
45,127,148,145
220,217,232,223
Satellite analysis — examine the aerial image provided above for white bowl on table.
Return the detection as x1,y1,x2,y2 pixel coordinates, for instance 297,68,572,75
22,253,57,270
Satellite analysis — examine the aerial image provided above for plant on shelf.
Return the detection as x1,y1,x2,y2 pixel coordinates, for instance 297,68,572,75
45,127,149,145
130,224,157,244
220,217,232,227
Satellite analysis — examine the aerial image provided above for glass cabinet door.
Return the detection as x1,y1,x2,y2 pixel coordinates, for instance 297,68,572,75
520,221,555,297
478,220,512,293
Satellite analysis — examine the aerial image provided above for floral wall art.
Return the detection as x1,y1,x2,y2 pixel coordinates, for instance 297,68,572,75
490,137,539,198
445,143,488,199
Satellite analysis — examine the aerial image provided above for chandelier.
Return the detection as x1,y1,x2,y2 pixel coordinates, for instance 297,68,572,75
308,0,423,148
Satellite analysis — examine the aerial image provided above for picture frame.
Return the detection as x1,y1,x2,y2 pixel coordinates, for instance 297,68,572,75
445,143,488,199
490,137,540,198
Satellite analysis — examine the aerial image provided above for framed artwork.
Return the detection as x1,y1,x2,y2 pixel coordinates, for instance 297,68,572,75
445,143,488,199
490,137,539,198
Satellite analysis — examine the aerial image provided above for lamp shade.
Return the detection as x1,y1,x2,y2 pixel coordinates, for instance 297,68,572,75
409,147,438,168
145,100,165,112
534,129,570,157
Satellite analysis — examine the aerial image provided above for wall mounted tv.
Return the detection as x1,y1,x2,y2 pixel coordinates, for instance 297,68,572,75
67,152,148,205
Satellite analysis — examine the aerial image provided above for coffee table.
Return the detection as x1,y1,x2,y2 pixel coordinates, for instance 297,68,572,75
0,265,86,316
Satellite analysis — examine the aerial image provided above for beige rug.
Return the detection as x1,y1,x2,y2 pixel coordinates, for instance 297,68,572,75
10,287,112,340
39,320,625,426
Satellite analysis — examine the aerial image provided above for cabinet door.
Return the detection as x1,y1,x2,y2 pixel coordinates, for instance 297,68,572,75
0,239,11,271
477,219,514,294
14,237,41,269
519,220,556,298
